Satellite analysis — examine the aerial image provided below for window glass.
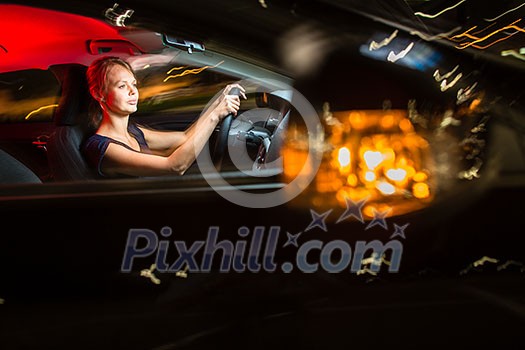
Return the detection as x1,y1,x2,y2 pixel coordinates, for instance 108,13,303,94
0,69,60,123
134,61,238,116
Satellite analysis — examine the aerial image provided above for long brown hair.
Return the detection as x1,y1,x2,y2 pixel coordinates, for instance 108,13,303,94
86,56,136,128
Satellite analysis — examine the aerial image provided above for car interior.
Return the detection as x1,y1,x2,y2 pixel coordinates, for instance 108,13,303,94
0,148,42,184
46,64,96,181
0,4,294,188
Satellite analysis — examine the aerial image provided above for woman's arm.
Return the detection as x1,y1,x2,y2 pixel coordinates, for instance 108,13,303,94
100,83,245,177
137,127,187,156
138,83,246,156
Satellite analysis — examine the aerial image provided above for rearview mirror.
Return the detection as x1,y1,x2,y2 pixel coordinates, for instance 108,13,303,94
162,34,205,54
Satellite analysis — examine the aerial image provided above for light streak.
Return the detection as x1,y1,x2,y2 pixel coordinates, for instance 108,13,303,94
468,30,521,50
440,72,463,91
104,3,134,27
322,101,342,126
460,258,524,274
449,22,501,44
140,264,161,284
369,30,398,51
460,255,499,274
409,26,461,41
439,111,461,129
361,252,392,267
472,22,498,35
457,82,478,104
175,265,189,278
473,256,499,267
483,2,525,22
448,26,478,42
361,252,382,267
414,0,466,19
471,116,489,133
433,65,459,82
387,42,414,62
460,134,486,148
501,48,525,61
24,104,59,120
408,99,428,128
497,260,524,271
458,157,483,180
166,65,188,74
164,61,224,82
451,19,525,50
356,268,378,276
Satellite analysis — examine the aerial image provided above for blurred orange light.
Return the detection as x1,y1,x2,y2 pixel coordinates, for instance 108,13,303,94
399,118,414,133
376,181,396,195
469,98,481,111
349,111,367,130
337,147,351,167
347,174,358,187
364,171,376,182
363,150,383,170
413,182,430,199
282,109,435,220
386,168,407,181
413,171,428,182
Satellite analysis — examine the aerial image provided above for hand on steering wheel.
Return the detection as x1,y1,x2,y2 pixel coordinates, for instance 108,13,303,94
213,84,246,170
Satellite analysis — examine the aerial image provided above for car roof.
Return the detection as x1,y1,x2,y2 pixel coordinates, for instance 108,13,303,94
0,4,161,73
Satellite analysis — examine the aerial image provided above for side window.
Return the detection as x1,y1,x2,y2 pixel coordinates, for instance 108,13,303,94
0,69,60,123
134,61,237,116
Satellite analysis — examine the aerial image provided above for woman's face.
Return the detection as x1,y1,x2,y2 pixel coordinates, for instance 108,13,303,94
103,64,139,117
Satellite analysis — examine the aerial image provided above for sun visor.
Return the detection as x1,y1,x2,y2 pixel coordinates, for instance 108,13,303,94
87,39,143,56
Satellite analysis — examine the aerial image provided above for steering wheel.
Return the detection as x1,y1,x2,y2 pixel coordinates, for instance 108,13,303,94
213,87,241,171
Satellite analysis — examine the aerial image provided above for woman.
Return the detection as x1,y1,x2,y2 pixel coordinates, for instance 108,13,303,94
81,56,246,178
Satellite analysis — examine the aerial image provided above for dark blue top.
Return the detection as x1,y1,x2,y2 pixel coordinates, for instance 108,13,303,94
81,123,151,178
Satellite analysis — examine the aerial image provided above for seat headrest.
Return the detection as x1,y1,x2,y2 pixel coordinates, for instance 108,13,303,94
54,64,91,127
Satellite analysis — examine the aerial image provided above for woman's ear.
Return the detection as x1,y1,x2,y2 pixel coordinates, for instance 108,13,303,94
95,94,105,104
92,89,105,103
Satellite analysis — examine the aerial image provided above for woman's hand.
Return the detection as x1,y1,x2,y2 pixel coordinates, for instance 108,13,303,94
212,83,247,121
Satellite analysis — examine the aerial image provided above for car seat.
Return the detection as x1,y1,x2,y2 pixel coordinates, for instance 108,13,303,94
0,148,42,184
47,64,97,181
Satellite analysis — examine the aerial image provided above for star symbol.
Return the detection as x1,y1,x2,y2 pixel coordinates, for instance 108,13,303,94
305,209,332,232
365,208,391,231
390,223,409,239
336,196,369,224
283,231,302,248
